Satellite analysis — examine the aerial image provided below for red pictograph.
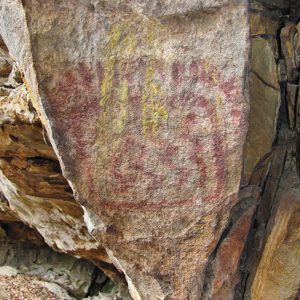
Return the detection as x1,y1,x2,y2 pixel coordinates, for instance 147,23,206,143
46,58,246,210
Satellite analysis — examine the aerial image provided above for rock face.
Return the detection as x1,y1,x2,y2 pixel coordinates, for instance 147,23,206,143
208,201,256,299
243,12,280,182
1,0,300,299
0,39,124,290
0,221,130,299
0,1,250,298
245,10,300,300
0,222,96,298
0,79,107,260
250,157,300,300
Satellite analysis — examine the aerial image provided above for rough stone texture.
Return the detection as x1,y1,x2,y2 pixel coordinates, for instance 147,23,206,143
0,40,129,296
250,156,300,300
209,202,256,299
250,0,289,10
249,14,279,36
281,23,300,84
0,222,131,299
0,192,18,222
0,45,126,288
0,0,250,298
243,14,300,300
243,11,280,182
0,77,108,261
240,129,288,300
280,22,300,131
0,223,96,298
0,273,122,300
2,1,300,300
0,274,65,300
249,19,300,300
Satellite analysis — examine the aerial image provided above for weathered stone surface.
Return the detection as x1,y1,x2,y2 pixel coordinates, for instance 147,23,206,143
0,79,109,261
250,0,289,10
240,129,288,300
0,191,18,222
281,23,300,83
243,14,280,182
0,59,124,286
0,273,69,300
250,14,279,36
0,222,130,299
281,22,300,130
250,156,300,300
0,0,250,298
250,12,279,38
0,40,128,295
209,202,256,299
247,19,300,300
0,223,95,298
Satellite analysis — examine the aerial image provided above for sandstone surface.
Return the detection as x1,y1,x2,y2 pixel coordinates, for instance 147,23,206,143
1,1,300,300
0,1,250,298
250,156,300,300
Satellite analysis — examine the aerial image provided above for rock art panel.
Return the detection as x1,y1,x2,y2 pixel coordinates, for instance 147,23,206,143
0,1,250,298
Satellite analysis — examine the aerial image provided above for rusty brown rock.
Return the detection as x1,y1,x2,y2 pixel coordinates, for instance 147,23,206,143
250,157,300,300
281,23,300,130
281,23,299,83
209,203,256,299
250,14,279,36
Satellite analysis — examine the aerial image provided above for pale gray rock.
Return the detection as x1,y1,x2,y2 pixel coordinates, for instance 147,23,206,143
0,266,18,276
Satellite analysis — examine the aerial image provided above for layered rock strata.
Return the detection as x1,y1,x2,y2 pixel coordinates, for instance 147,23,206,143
0,42,126,292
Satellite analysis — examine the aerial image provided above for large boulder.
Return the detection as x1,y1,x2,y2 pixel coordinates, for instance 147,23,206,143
0,1,250,298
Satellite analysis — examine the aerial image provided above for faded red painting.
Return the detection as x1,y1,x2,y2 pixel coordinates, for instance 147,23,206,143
45,58,247,210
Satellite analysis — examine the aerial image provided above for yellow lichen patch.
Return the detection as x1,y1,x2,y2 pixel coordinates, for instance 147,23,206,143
108,23,123,52
100,23,134,110
117,79,129,104
142,102,168,134
141,60,168,134
211,71,219,84
99,19,168,137
216,95,222,109
211,96,223,125
145,63,155,83
204,62,209,74
121,30,136,56
113,80,129,134
100,58,115,109
100,23,125,109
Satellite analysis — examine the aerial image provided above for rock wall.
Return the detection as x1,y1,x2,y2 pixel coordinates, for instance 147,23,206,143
0,222,96,298
0,1,250,298
0,221,129,299
0,40,126,294
242,2,300,299
0,0,299,299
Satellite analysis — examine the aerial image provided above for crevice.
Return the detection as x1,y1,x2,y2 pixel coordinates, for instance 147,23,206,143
251,70,280,91
201,219,233,298
201,195,257,299
251,34,276,39
236,3,299,297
